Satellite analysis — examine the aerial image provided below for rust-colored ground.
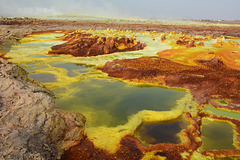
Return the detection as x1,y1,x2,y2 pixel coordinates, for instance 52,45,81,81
2,18,240,159
94,31,240,159
62,113,201,160
1,18,240,37
100,56,240,104
53,29,240,159
48,31,146,57
61,135,144,160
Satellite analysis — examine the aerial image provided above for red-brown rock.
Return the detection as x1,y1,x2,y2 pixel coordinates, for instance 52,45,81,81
48,32,146,57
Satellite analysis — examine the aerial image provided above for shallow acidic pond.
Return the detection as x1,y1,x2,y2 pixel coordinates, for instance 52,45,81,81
135,116,189,146
6,30,240,154
5,31,188,146
201,118,235,150
55,78,185,127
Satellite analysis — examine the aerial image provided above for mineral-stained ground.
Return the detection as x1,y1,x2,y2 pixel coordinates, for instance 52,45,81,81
48,31,146,57
1,18,240,159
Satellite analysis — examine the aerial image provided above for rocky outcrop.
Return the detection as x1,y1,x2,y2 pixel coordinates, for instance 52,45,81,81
0,58,85,159
0,25,34,54
48,32,146,57
176,39,196,48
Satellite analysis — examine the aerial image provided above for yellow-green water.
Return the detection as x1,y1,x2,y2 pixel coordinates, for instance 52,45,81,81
203,105,240,150
135,116,189,146
6,30,240,154
202,118,235,150
205,104,240,120
6,31,190,151
55,78,185,127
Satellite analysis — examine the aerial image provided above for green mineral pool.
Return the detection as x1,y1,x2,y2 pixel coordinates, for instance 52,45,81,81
54,78,185,127
7,30,236,153
201,118,235,150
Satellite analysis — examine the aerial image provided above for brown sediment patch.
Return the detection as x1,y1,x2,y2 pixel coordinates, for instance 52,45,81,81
0,52,5,59
48,30,146,57
99,56,240,104
0,52,10,60
61,135,144,160
61,136,113,160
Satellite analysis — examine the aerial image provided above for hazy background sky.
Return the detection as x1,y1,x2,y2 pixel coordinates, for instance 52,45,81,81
0,0,239,20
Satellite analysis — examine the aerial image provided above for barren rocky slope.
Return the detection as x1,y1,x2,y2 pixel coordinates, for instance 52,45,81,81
0,57,85,159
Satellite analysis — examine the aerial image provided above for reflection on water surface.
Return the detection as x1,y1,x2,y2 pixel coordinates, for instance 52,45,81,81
6,30,240,158
55,78,185,127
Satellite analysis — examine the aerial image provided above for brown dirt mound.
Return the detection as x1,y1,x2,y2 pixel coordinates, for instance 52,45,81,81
48,32,146,57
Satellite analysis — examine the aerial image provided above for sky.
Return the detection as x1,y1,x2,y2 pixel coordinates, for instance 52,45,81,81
0,0,239,20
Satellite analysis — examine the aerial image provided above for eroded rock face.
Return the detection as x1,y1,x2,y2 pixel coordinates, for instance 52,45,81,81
48,32,146,57
0,58,85,159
